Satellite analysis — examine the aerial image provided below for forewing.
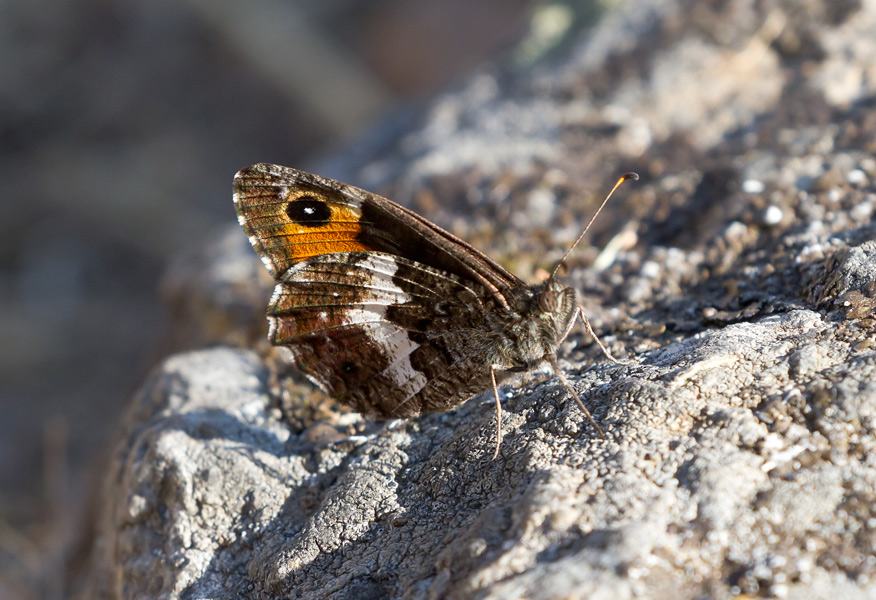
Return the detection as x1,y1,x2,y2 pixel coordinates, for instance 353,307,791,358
233,163,524,294
233,164,372,279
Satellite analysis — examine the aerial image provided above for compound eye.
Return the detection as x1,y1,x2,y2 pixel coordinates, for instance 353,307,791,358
538,290,559,313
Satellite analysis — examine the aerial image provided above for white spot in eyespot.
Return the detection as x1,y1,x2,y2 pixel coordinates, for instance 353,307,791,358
303,206,316,215
332,292,340,298
319,311,328,320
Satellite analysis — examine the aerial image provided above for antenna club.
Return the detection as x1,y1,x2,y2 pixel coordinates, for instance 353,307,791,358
622,172,639,182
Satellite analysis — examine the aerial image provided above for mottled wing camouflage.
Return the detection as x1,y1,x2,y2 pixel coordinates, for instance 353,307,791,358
268,252,509,417
233,164,519,418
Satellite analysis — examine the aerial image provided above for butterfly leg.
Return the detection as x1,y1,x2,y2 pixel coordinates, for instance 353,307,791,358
489,365,504,460
577,307,630,365
547,355,606,439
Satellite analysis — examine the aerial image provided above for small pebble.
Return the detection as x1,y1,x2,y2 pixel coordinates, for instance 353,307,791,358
846,169,867,185
762,205,783,226
742,179,765,194
640,260,661,279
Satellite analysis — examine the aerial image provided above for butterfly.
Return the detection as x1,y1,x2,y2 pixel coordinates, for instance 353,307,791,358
233,163,636,457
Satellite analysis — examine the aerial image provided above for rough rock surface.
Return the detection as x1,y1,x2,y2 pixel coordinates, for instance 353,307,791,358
83,0,876,598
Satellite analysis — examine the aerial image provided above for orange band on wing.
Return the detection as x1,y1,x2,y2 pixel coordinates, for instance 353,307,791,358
279,204,371,262
237,185,381,276
281,235,372,262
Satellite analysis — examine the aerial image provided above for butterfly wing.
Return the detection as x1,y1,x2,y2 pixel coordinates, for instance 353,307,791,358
233,163,525,298
269,251,503,417
233,163,525,417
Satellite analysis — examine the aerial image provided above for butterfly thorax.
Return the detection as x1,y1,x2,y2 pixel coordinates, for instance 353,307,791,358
488,279,579,374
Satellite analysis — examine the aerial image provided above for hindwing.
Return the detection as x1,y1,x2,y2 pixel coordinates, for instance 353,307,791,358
269,251,505,417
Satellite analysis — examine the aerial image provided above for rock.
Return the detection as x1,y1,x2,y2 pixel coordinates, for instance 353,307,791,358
83,0,876,598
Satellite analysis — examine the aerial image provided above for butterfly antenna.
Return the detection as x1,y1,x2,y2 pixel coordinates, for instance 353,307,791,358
549,172,638,280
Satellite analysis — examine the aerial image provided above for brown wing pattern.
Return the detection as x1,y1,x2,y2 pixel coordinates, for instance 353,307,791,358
233,165,373,278
269,252,502,417
233,163,524,300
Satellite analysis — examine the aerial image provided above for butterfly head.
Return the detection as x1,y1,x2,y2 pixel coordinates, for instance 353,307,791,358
496,279,579,373
537,278,580,344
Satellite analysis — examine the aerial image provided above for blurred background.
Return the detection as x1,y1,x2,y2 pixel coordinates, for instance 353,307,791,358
0,0,607,593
